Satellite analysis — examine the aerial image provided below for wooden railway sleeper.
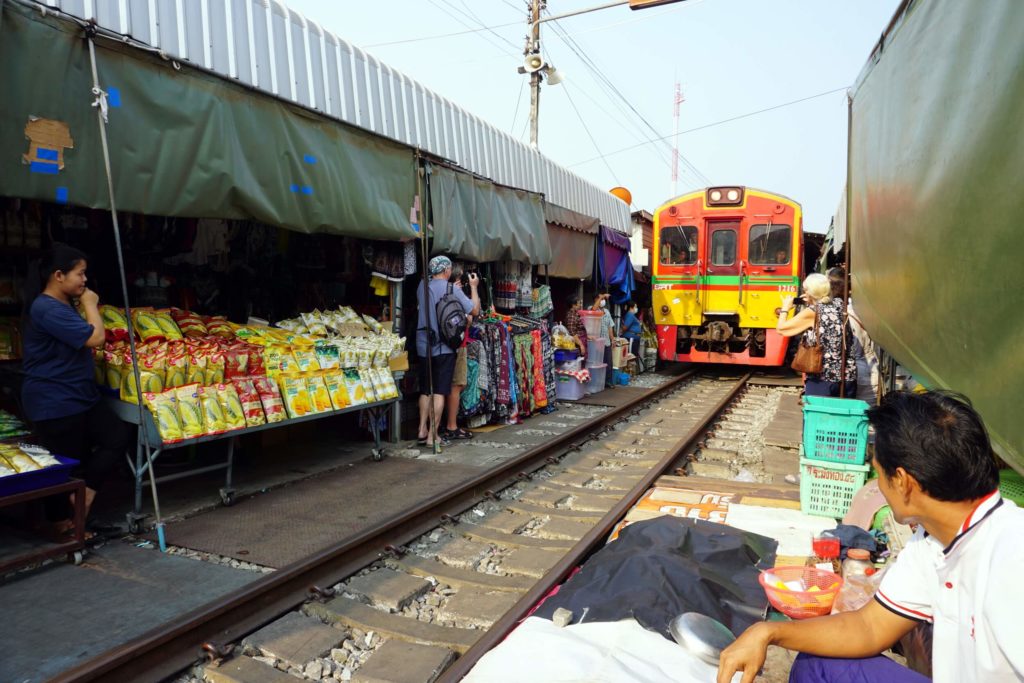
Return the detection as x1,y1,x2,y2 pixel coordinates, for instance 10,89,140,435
307,585,336,602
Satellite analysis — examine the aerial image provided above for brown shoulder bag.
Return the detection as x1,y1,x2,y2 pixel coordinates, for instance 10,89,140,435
791,305,823,375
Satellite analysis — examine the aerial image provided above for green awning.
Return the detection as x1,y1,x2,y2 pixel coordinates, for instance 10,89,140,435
0,2,417,240
428,164,549,264
546,223,594,279
543,202,599,234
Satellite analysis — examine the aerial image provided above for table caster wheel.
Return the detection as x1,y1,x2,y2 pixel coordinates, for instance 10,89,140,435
372,449,383,462
219,488,236,506
127,513,148,535
69,550,84,565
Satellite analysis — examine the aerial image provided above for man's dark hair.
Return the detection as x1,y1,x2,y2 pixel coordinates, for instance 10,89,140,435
868,390,998,501
568,294,581,307
37,242,88,289
827,267,847,301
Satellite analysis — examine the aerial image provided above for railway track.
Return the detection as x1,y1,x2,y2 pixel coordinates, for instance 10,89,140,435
53,370,780,683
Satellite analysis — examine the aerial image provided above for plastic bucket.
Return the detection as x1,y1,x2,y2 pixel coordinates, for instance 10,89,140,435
555,374,585,401
584,363,608,394
578,310,604,337
586,337,607,363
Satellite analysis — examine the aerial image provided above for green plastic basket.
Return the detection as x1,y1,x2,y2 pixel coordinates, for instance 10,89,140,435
999,469,1024,506
800,456,871,519
802,396,870,465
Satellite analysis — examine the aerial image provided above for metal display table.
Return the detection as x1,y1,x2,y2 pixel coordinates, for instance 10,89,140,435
107,396,397,533
0,478,86,572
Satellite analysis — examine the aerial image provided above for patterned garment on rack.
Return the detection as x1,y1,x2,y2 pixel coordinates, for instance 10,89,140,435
531,329,547,408
460,339,485,417
531,285,553,318
513,334,536,417
517,267,533,309
371,241,406,281
541,327,556,408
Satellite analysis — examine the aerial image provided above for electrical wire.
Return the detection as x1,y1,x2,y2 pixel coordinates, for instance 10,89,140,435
510,76,526,130
435,0,523,54
560,82,621,186
424,0,520,58
570,86,851,166
363,20,523,48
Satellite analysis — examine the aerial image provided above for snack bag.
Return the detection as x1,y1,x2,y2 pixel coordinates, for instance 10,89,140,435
232,378,266,427
205,349,226,385
247,345,266,376
205,316,234,338
100,305,130,342
170,308,208,337
121,354,166,403
224,344,250,379
216,383,247,431
359,369,379,403
186,344,208,385
175,383,205,439
292,346,320,374
301,311,329,337
165,343,188,389
306,374,333,413
323,370,351,410
253,376,286,423
197,385,228,435
314,342,340,370
93,347,106,386
144,391,184,443
281,375,313,418
132,308,166,342
104,345,124,390
362,314,383,334
342,368,367,406
154,310,183,341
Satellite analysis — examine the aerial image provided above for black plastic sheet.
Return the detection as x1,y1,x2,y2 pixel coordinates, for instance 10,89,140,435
533,516,777,639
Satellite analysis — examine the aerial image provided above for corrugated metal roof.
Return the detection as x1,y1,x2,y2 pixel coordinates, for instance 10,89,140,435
40,0,630,234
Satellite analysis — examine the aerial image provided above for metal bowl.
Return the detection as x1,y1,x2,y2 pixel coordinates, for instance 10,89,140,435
668,612,736,665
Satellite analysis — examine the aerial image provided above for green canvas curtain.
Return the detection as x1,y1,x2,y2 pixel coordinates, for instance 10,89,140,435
0,2,417,240
849,0,1024,467
543,202,598,279
428,164,549,264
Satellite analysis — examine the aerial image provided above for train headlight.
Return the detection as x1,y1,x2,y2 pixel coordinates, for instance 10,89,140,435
726,189,740,202
707,186,744,206
709,189,723,202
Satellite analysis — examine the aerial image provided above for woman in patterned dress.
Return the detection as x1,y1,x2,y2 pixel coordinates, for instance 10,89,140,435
776,273,857,397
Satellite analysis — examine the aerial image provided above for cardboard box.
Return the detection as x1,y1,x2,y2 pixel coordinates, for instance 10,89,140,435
388,352,409,372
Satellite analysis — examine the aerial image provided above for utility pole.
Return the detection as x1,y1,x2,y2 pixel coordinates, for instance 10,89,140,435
527,0,544,148
671,81,683,196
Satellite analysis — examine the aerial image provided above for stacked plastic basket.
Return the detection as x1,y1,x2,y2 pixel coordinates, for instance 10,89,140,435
799,396,872,518
578,311,607,394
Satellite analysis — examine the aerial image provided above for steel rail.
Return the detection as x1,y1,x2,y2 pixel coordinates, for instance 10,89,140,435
52,370,697,683
438,372,752,682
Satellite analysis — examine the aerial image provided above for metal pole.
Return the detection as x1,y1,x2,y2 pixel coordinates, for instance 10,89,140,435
839,93,853,399
86,31,166,550
527,0,543,148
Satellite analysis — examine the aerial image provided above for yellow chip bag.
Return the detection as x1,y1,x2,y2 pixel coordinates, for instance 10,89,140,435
132,308,166,342
204,350,226,385
293,347,320,374
175,383,205,439
197,385,228,435
121,356,165,403
342,368,367,406
216,383,247,431
144,391,184,443
306,374,333,413
154,310,183,341
281,375,313,418
165,347,188,389
324,371,351,410
359,370,379,403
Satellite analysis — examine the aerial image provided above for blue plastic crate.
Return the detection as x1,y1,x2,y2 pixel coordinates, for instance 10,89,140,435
802,396,870,465
0,455,79,497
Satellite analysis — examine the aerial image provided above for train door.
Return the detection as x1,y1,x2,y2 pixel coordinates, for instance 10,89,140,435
703,220,739,312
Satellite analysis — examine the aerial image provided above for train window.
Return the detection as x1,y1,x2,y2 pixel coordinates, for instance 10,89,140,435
660,226,698,265
711,230,736,266
748,224,792,265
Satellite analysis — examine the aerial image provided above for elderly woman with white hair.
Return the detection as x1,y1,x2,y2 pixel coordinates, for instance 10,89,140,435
776,272,856,397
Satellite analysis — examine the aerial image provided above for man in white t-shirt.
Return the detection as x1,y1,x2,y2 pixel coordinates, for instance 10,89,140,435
718,391,1024,683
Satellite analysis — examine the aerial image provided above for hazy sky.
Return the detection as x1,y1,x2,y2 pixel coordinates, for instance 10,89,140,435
284,0,901,233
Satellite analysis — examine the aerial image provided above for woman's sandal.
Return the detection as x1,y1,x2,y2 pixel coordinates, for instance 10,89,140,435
444,428,474,440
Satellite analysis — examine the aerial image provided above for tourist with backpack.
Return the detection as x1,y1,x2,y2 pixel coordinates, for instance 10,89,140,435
416,255,479,448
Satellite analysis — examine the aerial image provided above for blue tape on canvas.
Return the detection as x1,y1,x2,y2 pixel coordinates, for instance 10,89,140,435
303,154,317,164
108,87,121,107
36,148,59,161
30,161,59,174
55,187,68,204
301,186,313,195
290,183,300,193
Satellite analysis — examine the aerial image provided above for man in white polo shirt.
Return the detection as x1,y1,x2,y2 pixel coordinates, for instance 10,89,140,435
717,391,1024,683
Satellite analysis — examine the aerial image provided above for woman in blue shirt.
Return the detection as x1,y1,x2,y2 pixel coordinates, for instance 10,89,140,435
620,300,642,356
22,244,128,532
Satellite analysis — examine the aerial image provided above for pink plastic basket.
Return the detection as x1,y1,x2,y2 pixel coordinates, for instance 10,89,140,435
759,566,843,619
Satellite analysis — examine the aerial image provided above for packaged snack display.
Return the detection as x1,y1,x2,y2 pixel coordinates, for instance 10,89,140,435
197,385,228,435
186,344,208,385
254,376,286,423
121,353,166,403
323,371,351,410
204,349,226,385
165,344,188,389
132,308,167,342
144,391,184,443
205,316,234,338
281,375,313,418
216,383,247,431
154,310,183,341
1,449,41,472
359,370,379,403
232,378,267,427
224,345,250,379
307,374,333,413
247,346,266,376
342,368,367,406
314,342,340,370
292,346,319,374
101,305,130,341
175,384,206,439
170,308,208,337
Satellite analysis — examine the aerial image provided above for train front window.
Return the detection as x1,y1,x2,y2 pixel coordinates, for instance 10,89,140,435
660,226,698,265
711,229,736,266
748,224,792,265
